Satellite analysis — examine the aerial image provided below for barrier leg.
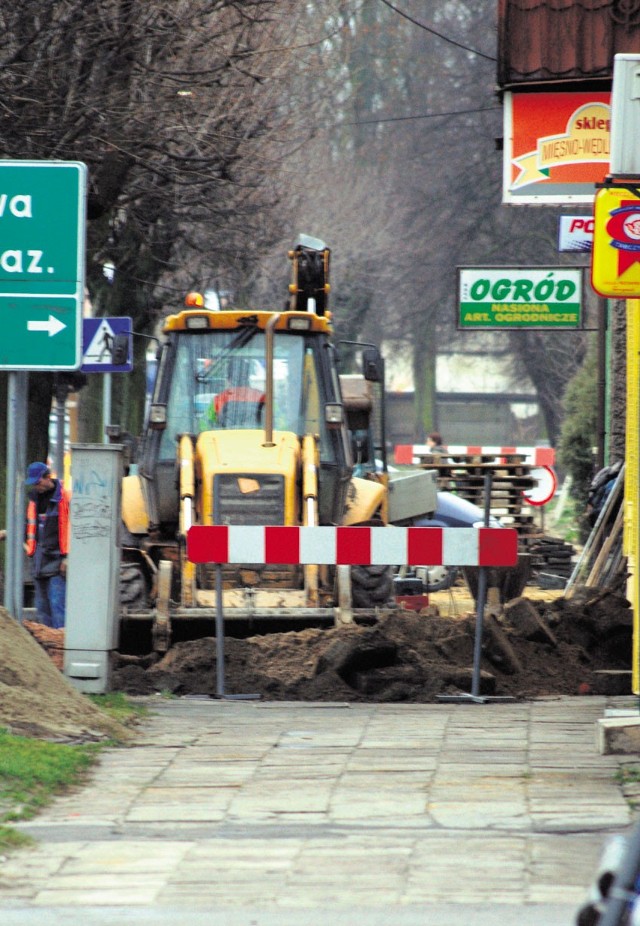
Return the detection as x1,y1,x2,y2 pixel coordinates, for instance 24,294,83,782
215,563,225,698
214,563,260,701
438,472,516,705
471,566,488,699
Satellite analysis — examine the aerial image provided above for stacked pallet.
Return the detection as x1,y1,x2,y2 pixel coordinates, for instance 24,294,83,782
415,451,579,587
415,452,538,532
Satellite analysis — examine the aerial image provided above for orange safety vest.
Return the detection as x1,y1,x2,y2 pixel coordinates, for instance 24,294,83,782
25,482,70,557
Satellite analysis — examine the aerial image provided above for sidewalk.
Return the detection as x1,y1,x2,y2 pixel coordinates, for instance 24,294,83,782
0,696,636,926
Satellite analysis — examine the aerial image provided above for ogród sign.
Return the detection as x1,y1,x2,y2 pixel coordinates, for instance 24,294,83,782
457,267,582,330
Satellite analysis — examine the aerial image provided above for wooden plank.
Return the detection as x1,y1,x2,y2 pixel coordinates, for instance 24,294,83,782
585,507,624,588
565,466,625,597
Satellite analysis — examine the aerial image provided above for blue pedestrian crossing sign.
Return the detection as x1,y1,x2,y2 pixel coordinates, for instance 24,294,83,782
82,317,132,373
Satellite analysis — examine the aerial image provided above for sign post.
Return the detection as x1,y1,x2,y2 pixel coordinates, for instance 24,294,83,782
591,55,640,700
81,317,133,442
0,160,87,622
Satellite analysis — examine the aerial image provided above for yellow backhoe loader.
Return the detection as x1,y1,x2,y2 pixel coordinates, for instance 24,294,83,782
118,236,437,652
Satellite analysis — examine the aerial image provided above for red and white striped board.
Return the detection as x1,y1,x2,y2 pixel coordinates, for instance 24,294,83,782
394,444,555,467
187,525,518,567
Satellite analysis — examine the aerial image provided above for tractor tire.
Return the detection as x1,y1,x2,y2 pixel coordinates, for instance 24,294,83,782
350,564,394,608
120,563,148,611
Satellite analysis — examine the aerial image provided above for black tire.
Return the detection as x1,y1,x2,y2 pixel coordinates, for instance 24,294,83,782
351,564,394,608
120,563,148,610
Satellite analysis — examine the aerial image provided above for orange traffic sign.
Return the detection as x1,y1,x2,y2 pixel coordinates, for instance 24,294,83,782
592,185,640,297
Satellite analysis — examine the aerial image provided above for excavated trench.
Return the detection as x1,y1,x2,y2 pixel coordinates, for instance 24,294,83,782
20,582,633,705
110,584,633,702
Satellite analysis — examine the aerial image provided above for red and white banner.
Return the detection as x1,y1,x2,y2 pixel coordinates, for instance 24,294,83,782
393,444,555,467
187,525,518,568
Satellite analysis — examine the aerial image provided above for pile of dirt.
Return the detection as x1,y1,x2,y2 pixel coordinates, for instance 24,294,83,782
0,607,130,742
3,584,630,744
111,587,633,702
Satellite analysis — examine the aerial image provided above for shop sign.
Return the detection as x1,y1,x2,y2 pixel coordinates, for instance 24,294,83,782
558,215,594,252
504,91,611,204
592,185,640,298
457,267,582,329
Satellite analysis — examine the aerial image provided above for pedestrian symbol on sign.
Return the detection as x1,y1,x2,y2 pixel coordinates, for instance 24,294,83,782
84,320,116,364
81,317,132,373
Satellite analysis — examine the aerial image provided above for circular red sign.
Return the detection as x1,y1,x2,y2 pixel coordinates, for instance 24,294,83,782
522,466,557,507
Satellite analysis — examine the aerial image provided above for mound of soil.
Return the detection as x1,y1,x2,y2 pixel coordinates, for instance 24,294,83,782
0,607,130,741
111,588,633,703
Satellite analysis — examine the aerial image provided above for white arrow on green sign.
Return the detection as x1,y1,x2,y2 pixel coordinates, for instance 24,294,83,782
0,160,87,369
27,315,67,337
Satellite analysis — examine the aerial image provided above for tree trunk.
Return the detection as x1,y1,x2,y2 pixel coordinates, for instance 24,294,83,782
413,337,437,443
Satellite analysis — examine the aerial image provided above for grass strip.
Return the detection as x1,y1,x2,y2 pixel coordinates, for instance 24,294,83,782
0,728,98,852
0,693,146,854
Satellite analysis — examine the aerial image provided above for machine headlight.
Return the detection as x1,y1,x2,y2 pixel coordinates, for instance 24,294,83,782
287,316,312,331
324,403,343,427
149,403,167,429
185,315,209,329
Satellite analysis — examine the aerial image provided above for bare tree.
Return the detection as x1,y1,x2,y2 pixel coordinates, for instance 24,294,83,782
0,0,322,446
0,0,593,464
258,0,590,445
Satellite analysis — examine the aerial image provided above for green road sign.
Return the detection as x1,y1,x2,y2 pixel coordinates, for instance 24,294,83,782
0,160,86,369
457,267,583,329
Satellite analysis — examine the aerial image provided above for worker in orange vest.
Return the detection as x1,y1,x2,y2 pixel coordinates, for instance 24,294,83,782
25,461,70,629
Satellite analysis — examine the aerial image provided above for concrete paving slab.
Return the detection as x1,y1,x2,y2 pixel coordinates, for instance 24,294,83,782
0,696,637,924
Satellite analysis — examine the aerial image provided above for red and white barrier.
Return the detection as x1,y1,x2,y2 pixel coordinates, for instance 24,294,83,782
187,525,518,568
394,444,555,467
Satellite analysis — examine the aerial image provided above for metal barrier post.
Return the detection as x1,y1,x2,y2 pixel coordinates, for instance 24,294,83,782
471,567,488,699
471,471,493,698
215,563,225,698
214,561,259,701
438,471,516,705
